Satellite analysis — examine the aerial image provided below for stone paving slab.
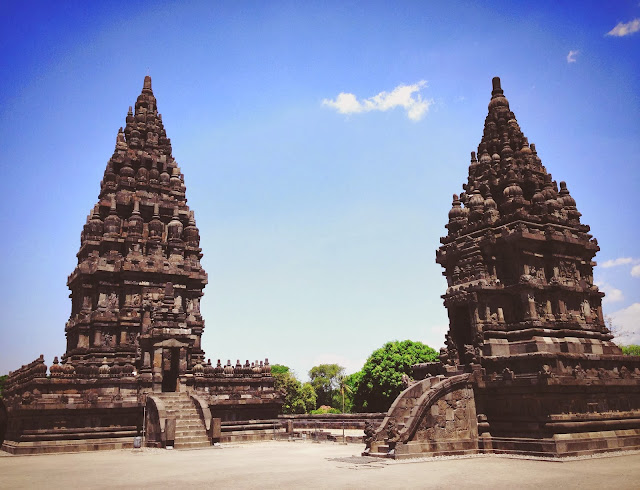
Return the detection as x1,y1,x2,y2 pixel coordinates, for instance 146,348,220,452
1,440,639,489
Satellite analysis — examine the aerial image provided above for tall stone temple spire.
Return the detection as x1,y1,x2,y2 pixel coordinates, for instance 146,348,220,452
65,75,208,380
1,78,280,455
365,77,640,460
436,76,616,364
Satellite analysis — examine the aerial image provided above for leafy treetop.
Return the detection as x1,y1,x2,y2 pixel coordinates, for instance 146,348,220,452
270,364,290,376
352,340,438,413
271,365,316,414
621,345,640,356
309,364,344,407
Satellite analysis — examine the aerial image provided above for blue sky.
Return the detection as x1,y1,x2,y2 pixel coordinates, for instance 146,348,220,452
1,1,639,379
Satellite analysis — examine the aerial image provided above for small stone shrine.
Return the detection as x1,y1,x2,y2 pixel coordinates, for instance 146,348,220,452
1,77,282,454
366,77,640,459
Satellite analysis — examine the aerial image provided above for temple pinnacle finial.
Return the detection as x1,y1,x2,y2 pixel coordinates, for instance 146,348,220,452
491,77,503,98
143,76,152,91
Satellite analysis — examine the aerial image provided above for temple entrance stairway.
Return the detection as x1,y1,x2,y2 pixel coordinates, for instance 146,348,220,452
369,373,477,459
152,392,211,449
370,376,440,457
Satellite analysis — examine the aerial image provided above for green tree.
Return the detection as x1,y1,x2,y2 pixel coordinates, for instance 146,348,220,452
272,365,316,414
270,364,291,376
299,382,318,413
0,374,6,398
621,345,640,356
333,373,355,413
352,340,438,413
308,364,344,408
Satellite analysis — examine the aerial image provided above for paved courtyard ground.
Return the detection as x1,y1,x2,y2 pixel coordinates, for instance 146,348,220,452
1,441,639,489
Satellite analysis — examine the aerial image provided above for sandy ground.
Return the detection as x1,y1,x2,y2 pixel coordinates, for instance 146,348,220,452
1,441,639,489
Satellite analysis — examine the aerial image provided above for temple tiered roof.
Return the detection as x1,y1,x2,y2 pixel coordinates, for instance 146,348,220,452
65,76,207,371
436,77,614,366
445,77,585,238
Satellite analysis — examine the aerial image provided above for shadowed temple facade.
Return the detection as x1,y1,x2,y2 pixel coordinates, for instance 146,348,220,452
1,77,282,454
366,77,640,459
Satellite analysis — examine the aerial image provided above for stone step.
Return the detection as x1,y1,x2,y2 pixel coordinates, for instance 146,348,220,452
1,437,135,455
19,430,137,442
175,423,206,431
376,444,390,453
175,438,210,445
175,422,205,429
171,435,210,445
174,440,211,449
149,393,210,447
175,429,208,437
173,416,202,423
220,423,278,432
167,411,199,417
165,411,201,420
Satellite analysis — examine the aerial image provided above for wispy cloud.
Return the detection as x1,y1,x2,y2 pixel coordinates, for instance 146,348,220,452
601,257,635,268
609,302,640,344
606,18,640,37
323,81,433,121
600,257,640,278
566,50,579,63
596,281,624,303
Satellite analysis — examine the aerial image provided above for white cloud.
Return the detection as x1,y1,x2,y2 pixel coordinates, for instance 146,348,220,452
566,50,579,63
606,18,640,37
601,257,635,268
632,265,640,277
323,81,433,121
609,302,640,344
596,281,624,303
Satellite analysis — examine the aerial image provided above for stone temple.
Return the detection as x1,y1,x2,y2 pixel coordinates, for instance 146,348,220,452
1,77,282,454
366,77,640,458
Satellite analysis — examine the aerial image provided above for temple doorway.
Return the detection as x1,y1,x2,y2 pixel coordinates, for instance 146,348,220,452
449,306,473,363
162,348,179,392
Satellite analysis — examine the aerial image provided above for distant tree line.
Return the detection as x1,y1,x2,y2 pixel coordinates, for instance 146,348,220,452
621,345,640,356
274,340,438,415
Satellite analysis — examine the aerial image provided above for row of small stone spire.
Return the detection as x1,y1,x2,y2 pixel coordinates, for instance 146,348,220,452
470,139,544,185
120,76,173,156
46,357,273,377
101,153,186,196
470,78,547,186
445,78,582,234
81,197,200,247
193,359,273,376
447,173,580,233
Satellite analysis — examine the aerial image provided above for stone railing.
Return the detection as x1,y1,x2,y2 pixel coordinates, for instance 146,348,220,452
480,352,640,384
192,359,273,377
68,358,137,379
280,412,385,431
7,355,141,391
5,355,48,390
